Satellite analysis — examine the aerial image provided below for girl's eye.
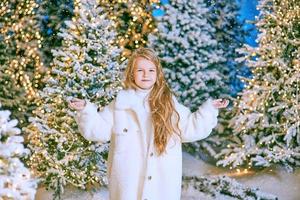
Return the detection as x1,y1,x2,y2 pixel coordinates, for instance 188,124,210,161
150,69,155,72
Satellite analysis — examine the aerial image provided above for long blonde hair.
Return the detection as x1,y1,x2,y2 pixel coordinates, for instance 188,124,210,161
123,48,181,155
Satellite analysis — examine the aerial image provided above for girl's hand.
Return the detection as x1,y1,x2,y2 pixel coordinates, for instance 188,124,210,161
212,99,229,109
68,98,86,111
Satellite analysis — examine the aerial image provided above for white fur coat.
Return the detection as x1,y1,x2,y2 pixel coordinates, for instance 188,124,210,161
75,89,219,200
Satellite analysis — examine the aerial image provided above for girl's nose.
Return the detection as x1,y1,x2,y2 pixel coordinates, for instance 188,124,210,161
143,72,149,77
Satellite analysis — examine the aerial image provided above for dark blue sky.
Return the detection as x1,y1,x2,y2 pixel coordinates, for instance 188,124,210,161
237,0,259,46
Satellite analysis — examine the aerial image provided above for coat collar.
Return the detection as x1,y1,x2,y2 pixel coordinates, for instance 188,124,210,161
114,89,180,112
115,89,136,110
115,89,151,112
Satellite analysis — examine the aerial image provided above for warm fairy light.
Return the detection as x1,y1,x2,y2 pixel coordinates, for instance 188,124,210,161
97,0,157,58
24,0,125,196
220,0,300,170
0,0,44,99
225,168,255,177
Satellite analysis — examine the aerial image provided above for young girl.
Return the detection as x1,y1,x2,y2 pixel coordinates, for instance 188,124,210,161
69,48,229,200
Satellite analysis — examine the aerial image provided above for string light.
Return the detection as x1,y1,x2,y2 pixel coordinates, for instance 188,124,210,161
224,0,300,172
24,0,125,196
97,0,157,59
1,0,44,99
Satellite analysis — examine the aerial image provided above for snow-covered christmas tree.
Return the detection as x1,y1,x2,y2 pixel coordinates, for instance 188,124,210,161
0,103,37,200
24,0,124,198
182,175,277,200
186,0,249,160
216,0,300,171
0,0,45,126
204,0,248,95
148,0,229,112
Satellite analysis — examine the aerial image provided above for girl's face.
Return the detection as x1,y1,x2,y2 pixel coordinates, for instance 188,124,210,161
133,57,157,90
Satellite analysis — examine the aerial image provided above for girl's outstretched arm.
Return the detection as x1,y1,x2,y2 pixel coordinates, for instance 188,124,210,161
75,100,114,143
175,98,219,143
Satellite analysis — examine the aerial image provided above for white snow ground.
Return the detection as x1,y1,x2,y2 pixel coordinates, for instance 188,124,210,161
35,152,300,200
181,152,300,200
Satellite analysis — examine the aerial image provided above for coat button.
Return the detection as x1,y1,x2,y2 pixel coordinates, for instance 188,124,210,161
123,128,128,133
150,152,154,157
148,176,152,180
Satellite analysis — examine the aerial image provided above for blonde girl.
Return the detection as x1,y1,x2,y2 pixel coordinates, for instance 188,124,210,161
69,48,229,200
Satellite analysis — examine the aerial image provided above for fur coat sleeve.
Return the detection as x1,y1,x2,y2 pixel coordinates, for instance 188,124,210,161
75,100,114,143
174,98,219,143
